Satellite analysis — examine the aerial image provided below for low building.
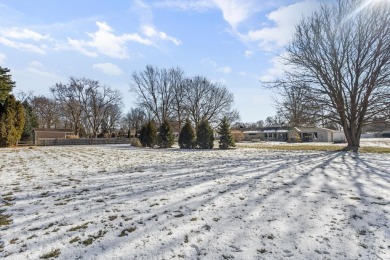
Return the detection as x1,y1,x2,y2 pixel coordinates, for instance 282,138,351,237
243,126,345,143
33,129,75,145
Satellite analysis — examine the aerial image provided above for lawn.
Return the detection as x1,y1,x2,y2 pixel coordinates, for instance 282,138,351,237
0,145,389,259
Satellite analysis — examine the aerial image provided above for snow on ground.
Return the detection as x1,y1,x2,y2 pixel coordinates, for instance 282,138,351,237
0,145,389,259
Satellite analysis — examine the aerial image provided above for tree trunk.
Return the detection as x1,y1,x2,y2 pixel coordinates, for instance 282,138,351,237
343,126,361,152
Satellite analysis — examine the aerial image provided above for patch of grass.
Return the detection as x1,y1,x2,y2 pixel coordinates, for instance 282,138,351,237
190,217,198,221
350,196,361,200
67,222,90,232
359,147,390,154
3,196,15,201
184,234,189,243
174,213,184,218
69,236,80,244
108,215,117,221
39,248,60,259
119,226,137,237
33,186,43,190
27,234,37,240
257,248,267,254
82,237,94,246
0,214,12,227
3,192,13,196
10,238,19,244
149,203,159,207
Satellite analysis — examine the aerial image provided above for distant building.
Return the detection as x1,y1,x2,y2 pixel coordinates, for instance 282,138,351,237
243,126,345,143
33,129,75,145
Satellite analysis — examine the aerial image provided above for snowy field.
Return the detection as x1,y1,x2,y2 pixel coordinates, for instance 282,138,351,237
0,145,389,259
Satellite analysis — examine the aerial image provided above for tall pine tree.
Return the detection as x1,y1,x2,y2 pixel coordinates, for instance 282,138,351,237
218,116,235,149
21,100,38,142
157,119,174,148
139,121,157,148
0,95,25,147
196,119,214,149
179,119,195,149
0,67,15,103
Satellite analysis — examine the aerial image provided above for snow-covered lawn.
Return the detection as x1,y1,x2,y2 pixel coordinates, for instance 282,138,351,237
0,145,389,259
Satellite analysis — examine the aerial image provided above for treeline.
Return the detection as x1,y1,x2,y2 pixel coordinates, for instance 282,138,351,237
0,65,239,146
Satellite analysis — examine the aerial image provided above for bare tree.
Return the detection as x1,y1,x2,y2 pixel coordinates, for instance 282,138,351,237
30,96,61,128
122,107,146,137
170,69,187,131
284,0,390,151
274,82,320,127
186,77,239,128
51,77,122,137
130,65,176,124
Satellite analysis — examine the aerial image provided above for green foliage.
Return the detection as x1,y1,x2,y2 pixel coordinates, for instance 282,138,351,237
179,119,195,149
0,67,15,103
157,119,174,148
139,121,157,147
218,116,235,149
196,119,214,149
0,95,25,147
21,100,39,141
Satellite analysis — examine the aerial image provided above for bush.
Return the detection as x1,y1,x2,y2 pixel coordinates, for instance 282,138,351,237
231,130,244,143
196,119,214,149
179,119,195,149
218,116,235,149
130,138,142,147
157,119,175,148
139,121,157,147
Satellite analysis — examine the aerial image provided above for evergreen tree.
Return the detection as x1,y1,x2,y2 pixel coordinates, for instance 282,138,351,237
196,119,214,149
179,119,195,149
218,116,235,149
0,95,25,147
21,100,39,142
0,67,16,103
157,119,174,148
139,121,157,147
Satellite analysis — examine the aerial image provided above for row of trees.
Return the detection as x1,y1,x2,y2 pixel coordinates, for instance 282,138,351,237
138,116,235,150
12,66,238,141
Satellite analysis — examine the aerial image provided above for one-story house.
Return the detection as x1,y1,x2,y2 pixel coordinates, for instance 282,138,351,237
33,128,75,145
243,126,345,143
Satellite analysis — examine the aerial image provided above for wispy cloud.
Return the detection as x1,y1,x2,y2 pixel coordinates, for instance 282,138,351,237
141,25,181,46
0,36,46,54
1,27,49,41
68,21,153,59
244,50,253,58
92,62,123,76
202,58,232,75
153,0,214,11
244,0,320,51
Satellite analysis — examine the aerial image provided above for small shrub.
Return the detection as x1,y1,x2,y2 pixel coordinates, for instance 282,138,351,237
196,119,214,149
157,119,175,148
130,138,142,147
231,130,244,142
179,119,195,149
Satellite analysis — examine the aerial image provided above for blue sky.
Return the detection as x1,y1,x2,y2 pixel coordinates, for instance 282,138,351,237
0,0,323,122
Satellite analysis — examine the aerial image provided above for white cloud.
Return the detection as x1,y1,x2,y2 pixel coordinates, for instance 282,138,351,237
0,36,46,54
92,63,123,76
2,28,49,41
212,0,258,30
245,0,320,50
244,50,253,58
141,25,181,46
68,21,153,59
217,66,232,74
154,0,214,11
25,62,66,82
0,53,6,64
